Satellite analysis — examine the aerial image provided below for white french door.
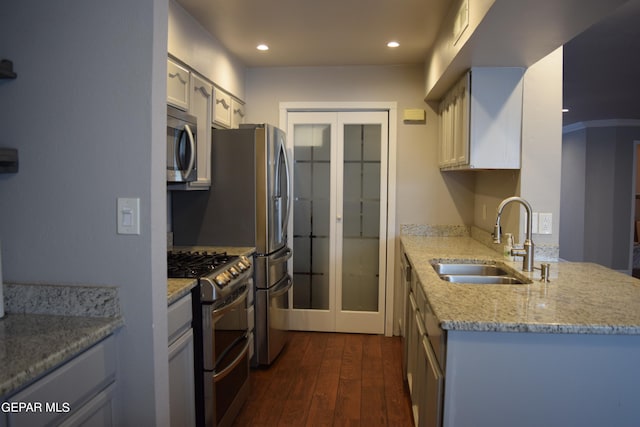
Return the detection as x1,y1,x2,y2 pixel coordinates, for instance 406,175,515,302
286,111,389,333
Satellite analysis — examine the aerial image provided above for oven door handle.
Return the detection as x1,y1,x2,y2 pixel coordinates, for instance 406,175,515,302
212,286,249,319
213,336,250,383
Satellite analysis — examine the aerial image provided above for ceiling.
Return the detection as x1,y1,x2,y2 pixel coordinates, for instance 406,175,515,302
176,0,639,125
175,0,451,67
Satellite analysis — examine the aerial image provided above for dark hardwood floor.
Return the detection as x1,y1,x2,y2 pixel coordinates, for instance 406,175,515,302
233,332,414,427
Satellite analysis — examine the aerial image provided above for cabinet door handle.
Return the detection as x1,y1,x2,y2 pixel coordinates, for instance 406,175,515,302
216,98,230,109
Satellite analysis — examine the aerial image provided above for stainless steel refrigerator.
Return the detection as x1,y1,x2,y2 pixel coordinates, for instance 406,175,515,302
172,124,292,366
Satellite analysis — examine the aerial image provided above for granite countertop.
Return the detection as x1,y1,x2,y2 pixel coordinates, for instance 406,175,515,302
167,246,255,305
0,283,123,397
401,234,640,335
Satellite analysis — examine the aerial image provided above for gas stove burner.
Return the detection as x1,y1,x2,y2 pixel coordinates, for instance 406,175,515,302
167,250,237,279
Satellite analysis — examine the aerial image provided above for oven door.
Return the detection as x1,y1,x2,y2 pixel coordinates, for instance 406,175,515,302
202,286,250,427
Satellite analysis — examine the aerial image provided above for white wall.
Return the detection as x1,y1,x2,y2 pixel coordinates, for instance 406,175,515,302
245,65,475,230
519,47,563,248
0,0,168,424
168,0,246,99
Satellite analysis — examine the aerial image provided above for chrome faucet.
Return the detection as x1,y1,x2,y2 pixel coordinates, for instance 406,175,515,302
493,196,535,271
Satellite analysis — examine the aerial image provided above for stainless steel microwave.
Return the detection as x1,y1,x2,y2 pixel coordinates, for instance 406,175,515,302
167,105,197,183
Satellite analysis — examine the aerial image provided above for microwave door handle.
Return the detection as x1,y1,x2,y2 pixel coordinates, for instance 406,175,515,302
183,124,196,179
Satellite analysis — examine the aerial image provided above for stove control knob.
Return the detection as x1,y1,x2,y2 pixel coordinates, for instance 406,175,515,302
229,267,239,277
215,274,229,286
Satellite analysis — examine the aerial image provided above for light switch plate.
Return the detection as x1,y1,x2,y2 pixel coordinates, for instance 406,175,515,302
117,197,140,235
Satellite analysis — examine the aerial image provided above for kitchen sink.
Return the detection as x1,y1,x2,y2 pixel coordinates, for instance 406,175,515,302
432,263,510,276
440,275,526,285
431,261,531,285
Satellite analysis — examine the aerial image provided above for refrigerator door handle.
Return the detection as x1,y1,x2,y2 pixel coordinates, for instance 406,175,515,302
270,247,292,264
274,139,291,244
281,142,292,236
270,274,293,298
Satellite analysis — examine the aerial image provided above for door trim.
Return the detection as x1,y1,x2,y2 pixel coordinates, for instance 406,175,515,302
279,102,398,337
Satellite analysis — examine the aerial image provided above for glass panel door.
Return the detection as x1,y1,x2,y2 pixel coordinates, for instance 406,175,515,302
286,111,387,333
341,123,381,312
335,112,387,333
292,123,331,310
288,112,337,331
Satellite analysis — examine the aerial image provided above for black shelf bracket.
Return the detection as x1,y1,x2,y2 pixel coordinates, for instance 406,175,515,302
0,148,19,173
1,59,17,79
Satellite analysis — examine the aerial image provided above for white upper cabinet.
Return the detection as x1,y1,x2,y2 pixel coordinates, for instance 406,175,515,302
212,87,232,128
231,98,246,129
166,55,247,189
187,74,213,189
167,59,190,111
438,67,524,170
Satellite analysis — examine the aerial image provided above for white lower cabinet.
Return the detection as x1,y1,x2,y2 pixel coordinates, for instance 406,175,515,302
5,335,117,427
402,247,445,427
168,293,196,427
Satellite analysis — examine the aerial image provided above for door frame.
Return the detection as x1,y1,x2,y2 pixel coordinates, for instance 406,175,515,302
279,102,398,336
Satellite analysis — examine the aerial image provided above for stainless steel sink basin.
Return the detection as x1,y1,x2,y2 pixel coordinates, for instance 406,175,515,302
432,263,510,276
431,261,531,285
440,275,526,285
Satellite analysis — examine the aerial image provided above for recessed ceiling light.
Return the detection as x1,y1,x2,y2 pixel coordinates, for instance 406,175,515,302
387,41,400,48
562,108,570,113
257,44,269,51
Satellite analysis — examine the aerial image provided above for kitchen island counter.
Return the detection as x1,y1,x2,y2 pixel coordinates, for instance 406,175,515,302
401,234,640,334
401,233,640,427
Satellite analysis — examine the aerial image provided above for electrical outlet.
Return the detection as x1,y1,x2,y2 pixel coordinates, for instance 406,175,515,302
531,212,539,234
539,212,553,234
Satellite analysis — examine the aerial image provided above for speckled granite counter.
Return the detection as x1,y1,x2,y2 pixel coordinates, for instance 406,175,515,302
401,235,640,335
0,283,123,397
167,246,255,305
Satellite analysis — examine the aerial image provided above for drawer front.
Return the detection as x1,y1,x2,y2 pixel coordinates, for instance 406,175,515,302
7,335,116,427
168,293,193,345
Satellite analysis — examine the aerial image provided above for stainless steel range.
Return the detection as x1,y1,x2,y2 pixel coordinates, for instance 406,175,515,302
167,250,253,427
